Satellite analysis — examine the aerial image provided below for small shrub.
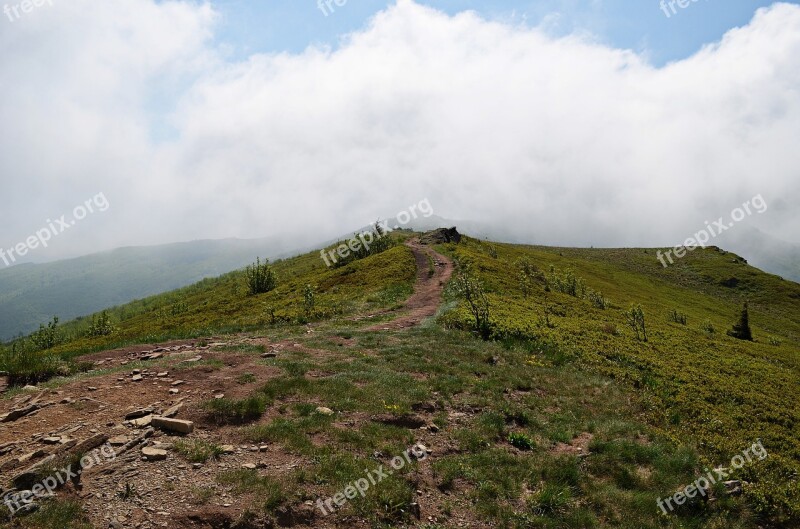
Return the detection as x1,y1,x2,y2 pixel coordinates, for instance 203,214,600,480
86,311,115,337
727,302,753,341
548,267,586,298
303,284,316,316
516,258,542,298
587,289,609,309
174,439,225,463
237,373,257,384
30,316,65,351
449,259,491,340
702,319,716,334
600,323,618,335
0,343,62,385
508,432,535,451
117,483,138,501
626,305,648,342
203,396,267,425
245,257,277,295
669,309,688,325
768,336,781,346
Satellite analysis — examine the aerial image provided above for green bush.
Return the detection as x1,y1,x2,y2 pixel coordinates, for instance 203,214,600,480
327,223,396,269
449,259,491,340
0,343,62,385
626,305,648,342
86,311,115,337
245,257,277,295
669,309,688,325
508,432,535,451
727,301,753,341
30,316,65,351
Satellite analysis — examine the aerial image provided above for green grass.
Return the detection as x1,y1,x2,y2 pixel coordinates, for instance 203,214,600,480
0,499,93,529
202,396,268,425
3,231,798,527
437,236,800,525
173,439,225,463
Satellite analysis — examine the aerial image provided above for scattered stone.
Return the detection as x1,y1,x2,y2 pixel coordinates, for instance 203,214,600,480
1,404,40,423
125,408,155,420
186,356,202,363
242,463,257,470
108,436,129,446
169,389,180,395
724,480,743,496
157,372,169,377
69,433,109,455
220,445,235,454
87,387,98,392
162,402,184,418
428,424,440,433
410,443,431,459
258,445,269,452
131,375,143,382
142,447,168,461
261,352,277,359
41,437,61,445
59,397,74,404
130,415,153,428
171,380,185,386
315,407,335,416
151,416,194,435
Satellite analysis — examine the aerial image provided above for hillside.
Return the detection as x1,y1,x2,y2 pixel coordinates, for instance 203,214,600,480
0,231,798,529
0,237,306,342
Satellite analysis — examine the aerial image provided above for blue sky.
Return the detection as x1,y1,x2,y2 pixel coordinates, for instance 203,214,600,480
211,0,799,66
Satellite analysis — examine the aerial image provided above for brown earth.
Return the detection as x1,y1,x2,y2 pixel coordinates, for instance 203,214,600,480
0,239,470,529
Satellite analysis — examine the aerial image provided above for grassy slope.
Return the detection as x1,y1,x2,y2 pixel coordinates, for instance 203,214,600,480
45,239,417,357
0,237,300,341
2,233,799,528
438,237,800,523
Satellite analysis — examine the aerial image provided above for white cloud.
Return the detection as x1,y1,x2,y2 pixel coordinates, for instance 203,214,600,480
1,0,798,261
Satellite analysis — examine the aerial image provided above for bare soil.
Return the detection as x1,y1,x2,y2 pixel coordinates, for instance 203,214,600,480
0,240,464,529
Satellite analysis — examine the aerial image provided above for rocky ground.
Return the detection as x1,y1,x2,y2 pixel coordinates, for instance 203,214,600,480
0,241,461,529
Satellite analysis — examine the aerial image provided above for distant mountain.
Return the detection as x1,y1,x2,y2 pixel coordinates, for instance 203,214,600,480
0,237,301,341
716,227,800,283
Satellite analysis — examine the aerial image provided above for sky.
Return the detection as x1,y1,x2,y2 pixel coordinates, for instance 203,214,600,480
1,0,799,263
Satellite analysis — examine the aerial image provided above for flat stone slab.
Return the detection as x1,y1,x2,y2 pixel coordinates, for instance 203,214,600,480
151,416,194,435
142,447,168,461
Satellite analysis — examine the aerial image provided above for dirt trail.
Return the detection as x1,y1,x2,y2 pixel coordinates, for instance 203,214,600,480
0,238,456,529
366,238,453,330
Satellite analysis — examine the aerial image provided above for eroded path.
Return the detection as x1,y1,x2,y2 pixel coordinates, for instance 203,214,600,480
0,238,457,529
365,238,453,330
